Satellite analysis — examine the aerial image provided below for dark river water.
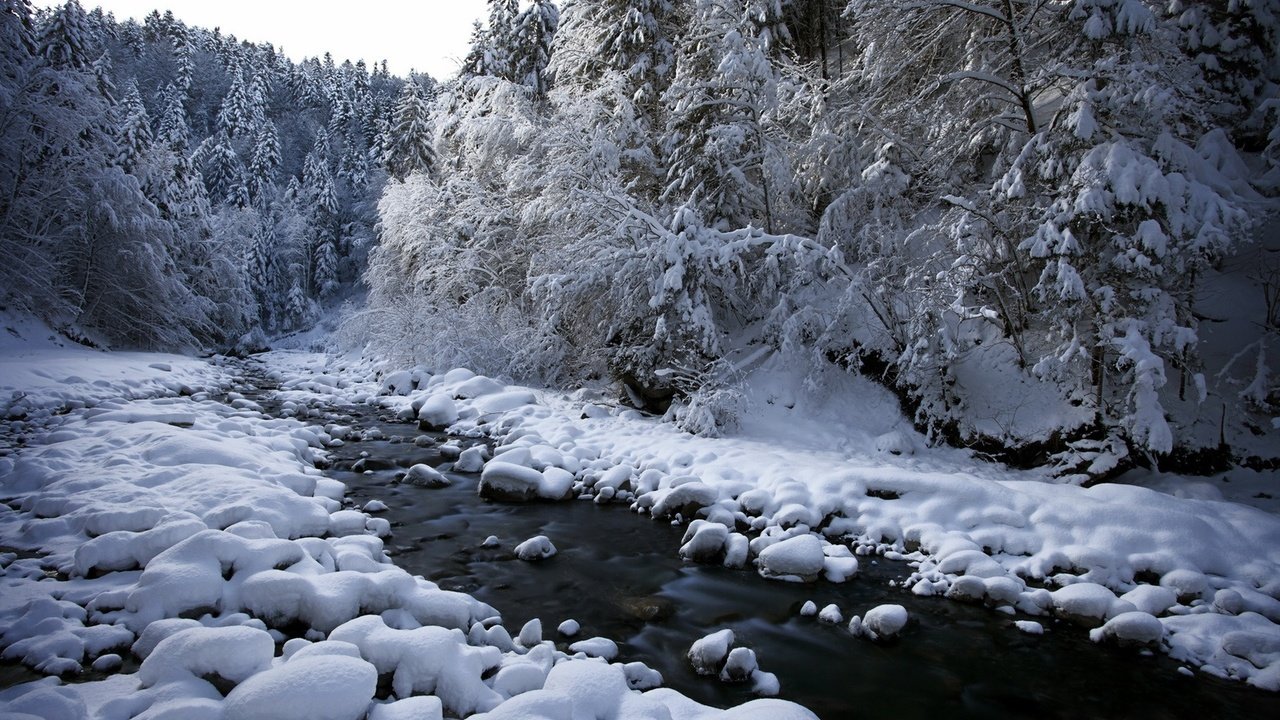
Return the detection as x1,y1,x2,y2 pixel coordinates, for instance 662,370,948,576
324,406,1280,720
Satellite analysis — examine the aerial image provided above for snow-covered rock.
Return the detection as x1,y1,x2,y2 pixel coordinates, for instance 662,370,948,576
688,629,735,675
850,604,909,640
1090,611,1165,646
223,655,378,720
719,647,758,683
756,534,825,582
514,535,557,561
417,394,458,430
404,463,450,488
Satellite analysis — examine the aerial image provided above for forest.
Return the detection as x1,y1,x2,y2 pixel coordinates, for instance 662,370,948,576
3,0,1279,478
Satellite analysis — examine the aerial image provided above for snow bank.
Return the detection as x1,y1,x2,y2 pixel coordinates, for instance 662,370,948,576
279,352,1280,691
2,348,819,719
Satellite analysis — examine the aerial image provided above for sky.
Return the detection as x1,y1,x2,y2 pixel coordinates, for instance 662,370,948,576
36,0,490,80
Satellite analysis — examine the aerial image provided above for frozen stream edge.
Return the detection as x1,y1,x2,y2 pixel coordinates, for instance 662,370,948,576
0,352,814,719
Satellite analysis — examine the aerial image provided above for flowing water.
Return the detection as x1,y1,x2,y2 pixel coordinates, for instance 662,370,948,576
322,404,1280,720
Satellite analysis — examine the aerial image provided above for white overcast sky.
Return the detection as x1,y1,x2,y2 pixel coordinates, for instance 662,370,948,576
36,1,491,80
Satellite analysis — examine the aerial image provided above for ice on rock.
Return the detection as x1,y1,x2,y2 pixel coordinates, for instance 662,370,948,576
404,463,450,488
1090,611,1165,646
417,394,458,430
851,604,909,640
719,647,758,683
818,604,843,624
757,534,825,582
223,655,378,720
569,637,619,660
454,446,487,473
558,619,580,637
799,601,818,617
680,520,729,563
363,499,388,513
515,535,557,561
369,696,444,720
688,629,734,675
139,626,274,687
481,535,501,548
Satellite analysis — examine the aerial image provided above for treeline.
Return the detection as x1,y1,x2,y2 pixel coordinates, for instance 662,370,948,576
365,0,1279,471
0,0,431,349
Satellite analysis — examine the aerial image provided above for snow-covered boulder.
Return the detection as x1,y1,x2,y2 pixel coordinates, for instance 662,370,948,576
1090,611,1165,646
454,376,504,399
569,637,618,660
1051,582,1133,623
719,647,758,683
649,481,718,519
223,655,378,720
679,520,729,563
756,534,825,582
688,629,735,675
850,604,909,641
514,535,557,561
479,462,542,502
453,446,487,473
404,463,450,489
417,394,458,430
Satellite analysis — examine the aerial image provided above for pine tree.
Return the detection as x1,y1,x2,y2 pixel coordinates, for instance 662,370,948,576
38,0,93,70
485,0,521,80
247,120,281,203
115,81,153,173
515,0,560,99
155,83,189,150
381,81,435,181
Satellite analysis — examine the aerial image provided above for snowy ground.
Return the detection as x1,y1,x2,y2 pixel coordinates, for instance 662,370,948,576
2,333,1279,717
0,324,815,719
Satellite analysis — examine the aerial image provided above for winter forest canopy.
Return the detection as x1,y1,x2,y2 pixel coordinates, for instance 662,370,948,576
3,0,1280,480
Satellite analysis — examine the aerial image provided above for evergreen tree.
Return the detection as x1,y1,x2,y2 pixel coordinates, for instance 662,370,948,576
381,81,435,180
515,0,560,99
38,0,93,70
114,83,153,176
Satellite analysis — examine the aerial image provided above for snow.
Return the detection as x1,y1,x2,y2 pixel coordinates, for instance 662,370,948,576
557,618,580,637
756,534,826,582
850,604,909,640
3,341,1280,714
222,655,377,720
514,535,557,561
688,629,735,675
